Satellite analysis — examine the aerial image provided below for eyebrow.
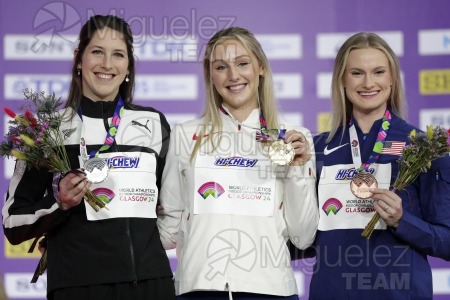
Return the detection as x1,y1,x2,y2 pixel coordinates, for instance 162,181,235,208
212,55,251,63
90,45,127,53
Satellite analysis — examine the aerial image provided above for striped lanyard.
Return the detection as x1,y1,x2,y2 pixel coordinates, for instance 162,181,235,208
349,109,392,172
78,97,125,159
219,105,286,142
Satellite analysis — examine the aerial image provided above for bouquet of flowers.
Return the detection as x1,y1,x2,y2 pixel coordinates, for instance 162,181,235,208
361,125,450,239
0,89,106,212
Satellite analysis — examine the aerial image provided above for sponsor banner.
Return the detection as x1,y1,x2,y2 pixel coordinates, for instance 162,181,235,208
316,72,332,99
317,112,332,133
5,239,41,258
280,112,304,128
166,249,176,259
294,271,305,297
317,31,404,59
134,75,198,100
4,273,47,298
273,73,302,99
419,108,450,131
256,34,302,59
4,34,77,60
432,269,450,294
419,69,450,95
4,74,198,101
4,74,71,100
164,113,198,127
134,36,199,62
418,29,450,56
3,157,15,180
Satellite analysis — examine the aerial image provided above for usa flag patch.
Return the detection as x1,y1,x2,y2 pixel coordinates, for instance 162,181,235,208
381,141,406,155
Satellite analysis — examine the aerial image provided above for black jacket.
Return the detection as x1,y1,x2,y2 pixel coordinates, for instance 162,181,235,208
3,96,173,292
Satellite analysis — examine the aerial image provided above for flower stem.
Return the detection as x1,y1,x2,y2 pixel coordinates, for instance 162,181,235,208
84,189,108,212
361,212,380,239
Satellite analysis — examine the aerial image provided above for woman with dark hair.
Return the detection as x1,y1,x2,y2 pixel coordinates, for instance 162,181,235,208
3,15,175,299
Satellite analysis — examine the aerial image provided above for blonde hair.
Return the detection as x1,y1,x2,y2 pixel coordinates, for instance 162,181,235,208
327,32,407,143
190,27,279,161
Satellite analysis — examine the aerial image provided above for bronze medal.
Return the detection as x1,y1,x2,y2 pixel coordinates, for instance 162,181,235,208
268,140,295,166
83,157,109,183
350,172,378,199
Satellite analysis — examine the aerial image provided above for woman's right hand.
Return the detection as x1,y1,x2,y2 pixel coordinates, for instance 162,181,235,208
58,170,91,211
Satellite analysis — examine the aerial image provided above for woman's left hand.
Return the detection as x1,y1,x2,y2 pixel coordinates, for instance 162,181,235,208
285,130,312,166
371,188,403,228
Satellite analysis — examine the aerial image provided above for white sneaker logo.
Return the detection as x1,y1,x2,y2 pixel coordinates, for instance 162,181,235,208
324,143,349,155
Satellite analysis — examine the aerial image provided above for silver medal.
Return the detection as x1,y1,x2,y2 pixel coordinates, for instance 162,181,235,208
83,157,109,183
268,140,295,166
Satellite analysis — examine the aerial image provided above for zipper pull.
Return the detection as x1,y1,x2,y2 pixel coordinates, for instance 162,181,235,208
225,283,233,300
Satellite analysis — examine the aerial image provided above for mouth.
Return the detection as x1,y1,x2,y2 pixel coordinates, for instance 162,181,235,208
95,73,114,80
227,84,247,93
358,91,379,97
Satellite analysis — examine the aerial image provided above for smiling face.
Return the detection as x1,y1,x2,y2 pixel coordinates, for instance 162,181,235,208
344,47,392,119
210,39,264,118
78,27,129,101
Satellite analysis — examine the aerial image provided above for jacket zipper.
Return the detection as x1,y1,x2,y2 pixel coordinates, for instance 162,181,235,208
126,218,138,285
225,283,233,300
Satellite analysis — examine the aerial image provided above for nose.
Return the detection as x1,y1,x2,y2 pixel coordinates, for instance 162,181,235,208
228,66,239,81
101,54,112,70
363,74,374,88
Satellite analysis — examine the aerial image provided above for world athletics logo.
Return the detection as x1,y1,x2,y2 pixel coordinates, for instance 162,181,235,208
92,187,116,204
198,182,225,199
322,198,343,215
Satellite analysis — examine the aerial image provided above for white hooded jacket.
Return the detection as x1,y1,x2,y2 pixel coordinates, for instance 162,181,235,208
157,108,318,296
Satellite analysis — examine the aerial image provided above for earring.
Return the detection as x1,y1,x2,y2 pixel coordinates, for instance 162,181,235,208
77,69,80,76
125,75,129,82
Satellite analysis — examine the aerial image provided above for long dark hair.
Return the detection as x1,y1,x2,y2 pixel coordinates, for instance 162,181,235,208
64,15,135,111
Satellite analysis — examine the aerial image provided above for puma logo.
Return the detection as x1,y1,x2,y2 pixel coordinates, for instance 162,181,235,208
132,119,151,133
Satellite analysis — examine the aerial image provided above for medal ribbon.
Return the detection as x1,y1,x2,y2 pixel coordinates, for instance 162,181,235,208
349,109,392,172
219,105,286,142
78,97,125,158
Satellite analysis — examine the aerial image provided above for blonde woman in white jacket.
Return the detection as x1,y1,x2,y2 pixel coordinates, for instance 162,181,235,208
158,27,318,300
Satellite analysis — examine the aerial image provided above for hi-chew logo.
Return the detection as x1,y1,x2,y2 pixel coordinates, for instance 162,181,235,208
214,157,258,168
335,168,374,180
198,182,225,199
92,188,116,204
105,156,140,169
322,198,343,215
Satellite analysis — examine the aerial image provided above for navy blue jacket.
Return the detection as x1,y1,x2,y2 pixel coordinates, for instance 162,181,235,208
309,114,450,300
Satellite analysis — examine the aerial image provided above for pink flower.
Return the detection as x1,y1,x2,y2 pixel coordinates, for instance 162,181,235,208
4,107,16,118
447,128,450,147
25,111,38,128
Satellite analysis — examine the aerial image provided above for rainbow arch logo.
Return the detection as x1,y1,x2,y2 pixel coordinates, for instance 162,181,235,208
198,182,225,199
322,198,343,216
92,187,116,204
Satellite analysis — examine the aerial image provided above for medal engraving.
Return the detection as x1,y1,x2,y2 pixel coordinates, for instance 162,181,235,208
268,140,295,166
350,172,378,199
83,157,109,183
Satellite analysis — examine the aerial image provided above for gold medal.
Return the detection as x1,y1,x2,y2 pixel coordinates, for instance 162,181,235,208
268,140,295,166
350,172,378,199
83,157,109,183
